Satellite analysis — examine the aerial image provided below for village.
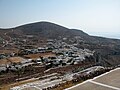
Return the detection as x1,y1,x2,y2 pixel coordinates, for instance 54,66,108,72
1,0,120,89
0,37,94,73
0,37,113,90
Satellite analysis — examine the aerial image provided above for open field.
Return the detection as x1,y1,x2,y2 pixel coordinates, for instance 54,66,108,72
0,59,11,65
0,52,55,65
0,57,25,65
0,49,19,54
65,68,120,90
0,53,55,65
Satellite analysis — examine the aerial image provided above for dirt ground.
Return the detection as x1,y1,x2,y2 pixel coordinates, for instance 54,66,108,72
24,52,55,59
0,49,19,54
0,57,25,65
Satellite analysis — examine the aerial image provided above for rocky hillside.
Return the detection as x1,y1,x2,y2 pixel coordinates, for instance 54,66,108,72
13,22,90,39
0,21,120,66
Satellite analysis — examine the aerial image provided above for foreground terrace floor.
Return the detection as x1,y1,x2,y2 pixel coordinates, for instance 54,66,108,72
65,68,120,90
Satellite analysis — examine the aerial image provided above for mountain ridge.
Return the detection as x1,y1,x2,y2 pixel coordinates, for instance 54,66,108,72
11,21,91,40
0,21,119,41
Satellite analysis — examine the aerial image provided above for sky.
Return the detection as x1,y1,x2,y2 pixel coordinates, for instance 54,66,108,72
0,0,120,39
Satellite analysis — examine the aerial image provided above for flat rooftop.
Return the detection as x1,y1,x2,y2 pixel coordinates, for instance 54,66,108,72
65,68,120,90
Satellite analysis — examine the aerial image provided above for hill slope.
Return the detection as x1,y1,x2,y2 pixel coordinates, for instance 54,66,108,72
0,21,120,66
13,22,90,39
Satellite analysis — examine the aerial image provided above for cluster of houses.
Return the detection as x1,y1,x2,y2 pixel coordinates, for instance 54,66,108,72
0,57,33,73
0,39,94,73
0,53,15,59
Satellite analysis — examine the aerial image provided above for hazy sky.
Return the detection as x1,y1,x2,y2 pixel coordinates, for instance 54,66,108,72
0,0,120,38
